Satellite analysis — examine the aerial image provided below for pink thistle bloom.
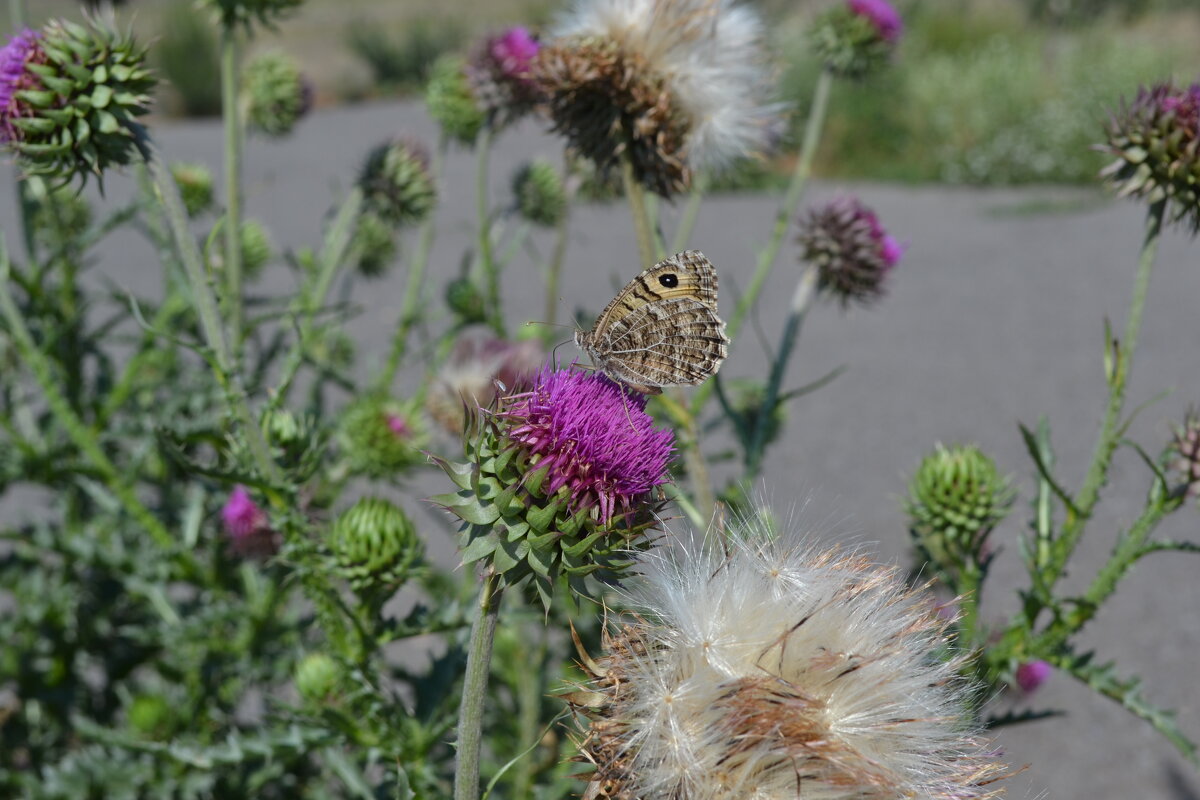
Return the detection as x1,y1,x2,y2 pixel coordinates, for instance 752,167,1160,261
496,369,674,525
798,196,903,306
490,26,539,83
848,0,903,42
386,413,411,437
1015,660,1053,693
221,485,277,558
0,28,44,144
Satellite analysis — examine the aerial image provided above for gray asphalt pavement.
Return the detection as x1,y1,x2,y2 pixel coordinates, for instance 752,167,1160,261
3,98,1199,799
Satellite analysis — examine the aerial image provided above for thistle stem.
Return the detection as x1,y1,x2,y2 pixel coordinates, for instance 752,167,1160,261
379,134,447,393
454,571,504,800
670,172,709,255
692,68,832,417
1043,199,1165,587
220,25,245,349
746,265,818,478
543,156,576,329
620,150,657,268
476,126,504,336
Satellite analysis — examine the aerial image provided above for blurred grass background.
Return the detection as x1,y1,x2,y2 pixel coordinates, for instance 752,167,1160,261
22,0,1200,184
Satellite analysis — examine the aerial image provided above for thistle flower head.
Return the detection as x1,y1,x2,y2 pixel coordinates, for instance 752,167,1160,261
425,55,486,144
1014,660,1052,693
433,368,674,606
337,395,428,479
1101,80,1200,233
221,485,277,558
0,16,155,185
358,138,437,225
328,497,423,593
798,196,904,307
294,652,340,704
426,335,543,434
512,158,568,226
811,0,903,78
905,443,1014,588
568,514,1006,800
170,162,215,217
241,49,312,137
1170,407,1200,499
209,219,273,278
465,26,542,128
535,0,781,198
350,210,398,278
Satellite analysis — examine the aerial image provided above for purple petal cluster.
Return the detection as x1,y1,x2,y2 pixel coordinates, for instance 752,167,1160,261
1160,82,1200,139
490,26,539,84
1015,660,1053,693
0,28,43,143
498,369,674,524
799,196,904,307
848,0,903,43
221,485,277,558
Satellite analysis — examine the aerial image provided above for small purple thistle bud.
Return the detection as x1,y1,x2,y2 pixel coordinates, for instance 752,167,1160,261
0,28,44,144
798,196,904,307
1015,660,1053,693
490,26,539,84
386,413,410,438
221,485,277,558
1170,408,1200,499
465,27,543,129
848,0,903,43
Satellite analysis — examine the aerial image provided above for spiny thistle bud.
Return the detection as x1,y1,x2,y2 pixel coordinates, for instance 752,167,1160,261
810,0,903,79
1101,81,1200,233
0,18,155,185
221,485,278,559
905,443,1014,583
126,693,176,739
294,652,340,704
432,369,674,607
566,515,1007,800
512,159,567,227
1014,659,1053,693
1169,408,1200,499
358,139,436,225
170,161,215,217
425,335,544,435
465,26,542,129
210,219,273,278
199,0,304,32
798,196,904,307
445,276,487,325
337,396,427,479
349,210,398,278
328,497,423,593
241,49,312,138
425,55,485,145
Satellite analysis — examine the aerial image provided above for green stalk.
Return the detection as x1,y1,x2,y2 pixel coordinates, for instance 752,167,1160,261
670,172,709,255
620,150,657,268
692,69,833,417
512,625,549,798
379,134,447,393
220,25,245,348
1043,199,1165,586
745,265,818,478
303,187,363,336
0,238,177,553
475,126,503,335
543,158,576,329
454,572,503,800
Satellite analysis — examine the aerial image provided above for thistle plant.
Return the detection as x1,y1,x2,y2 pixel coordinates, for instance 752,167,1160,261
241,49,311,137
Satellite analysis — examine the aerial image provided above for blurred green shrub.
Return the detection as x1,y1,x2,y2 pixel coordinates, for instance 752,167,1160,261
156,1,222,117
346,17,464,93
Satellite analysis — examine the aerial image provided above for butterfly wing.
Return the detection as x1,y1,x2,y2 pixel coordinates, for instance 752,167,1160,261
595,296,729,390
588,250,720,337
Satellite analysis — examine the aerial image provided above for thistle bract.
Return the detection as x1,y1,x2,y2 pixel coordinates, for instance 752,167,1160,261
241,50,312,137
0,17,155,185
433,369,674,606
358,138,436,225
798,196,903,307
170,161,215,217
337,396,427,478
328,497,423,593
905,443,1014,583
512,159,567,227
810,0,902,79
1102,81,1200,233
567,515,1006,800
425,55,485,145
465,26,542,128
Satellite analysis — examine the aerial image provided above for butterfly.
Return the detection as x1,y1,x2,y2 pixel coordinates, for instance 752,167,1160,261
575,250,730,395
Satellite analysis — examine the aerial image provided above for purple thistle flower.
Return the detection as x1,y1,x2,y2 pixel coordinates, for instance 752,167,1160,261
490,26,539,84
496,369,674,525
465,27,543,127
0,28,44,144
848,0,903,43
798,196,904,307
221,485,277,558
1015,660,1053,693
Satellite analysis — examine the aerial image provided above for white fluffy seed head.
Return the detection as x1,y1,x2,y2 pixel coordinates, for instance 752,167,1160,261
573,512,1007,800
551,0,783,174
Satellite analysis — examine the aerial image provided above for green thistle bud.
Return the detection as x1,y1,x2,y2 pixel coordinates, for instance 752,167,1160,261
809,0,902,80
329,497,423,592
309,328,356,371
199,0,304,32
512,159,567,227
211,219,273,278
126,693,176,739
170,162,215,217
350,210,398,278
425,55,485,145
445,276,487,325
2,17,156,185
1101,82,1200,232
337,396,427,479
241,49,311,138
905,443,1014,582
358,139,436,225
294,652,340,704
257,407,324,479
1170,408,1200,500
